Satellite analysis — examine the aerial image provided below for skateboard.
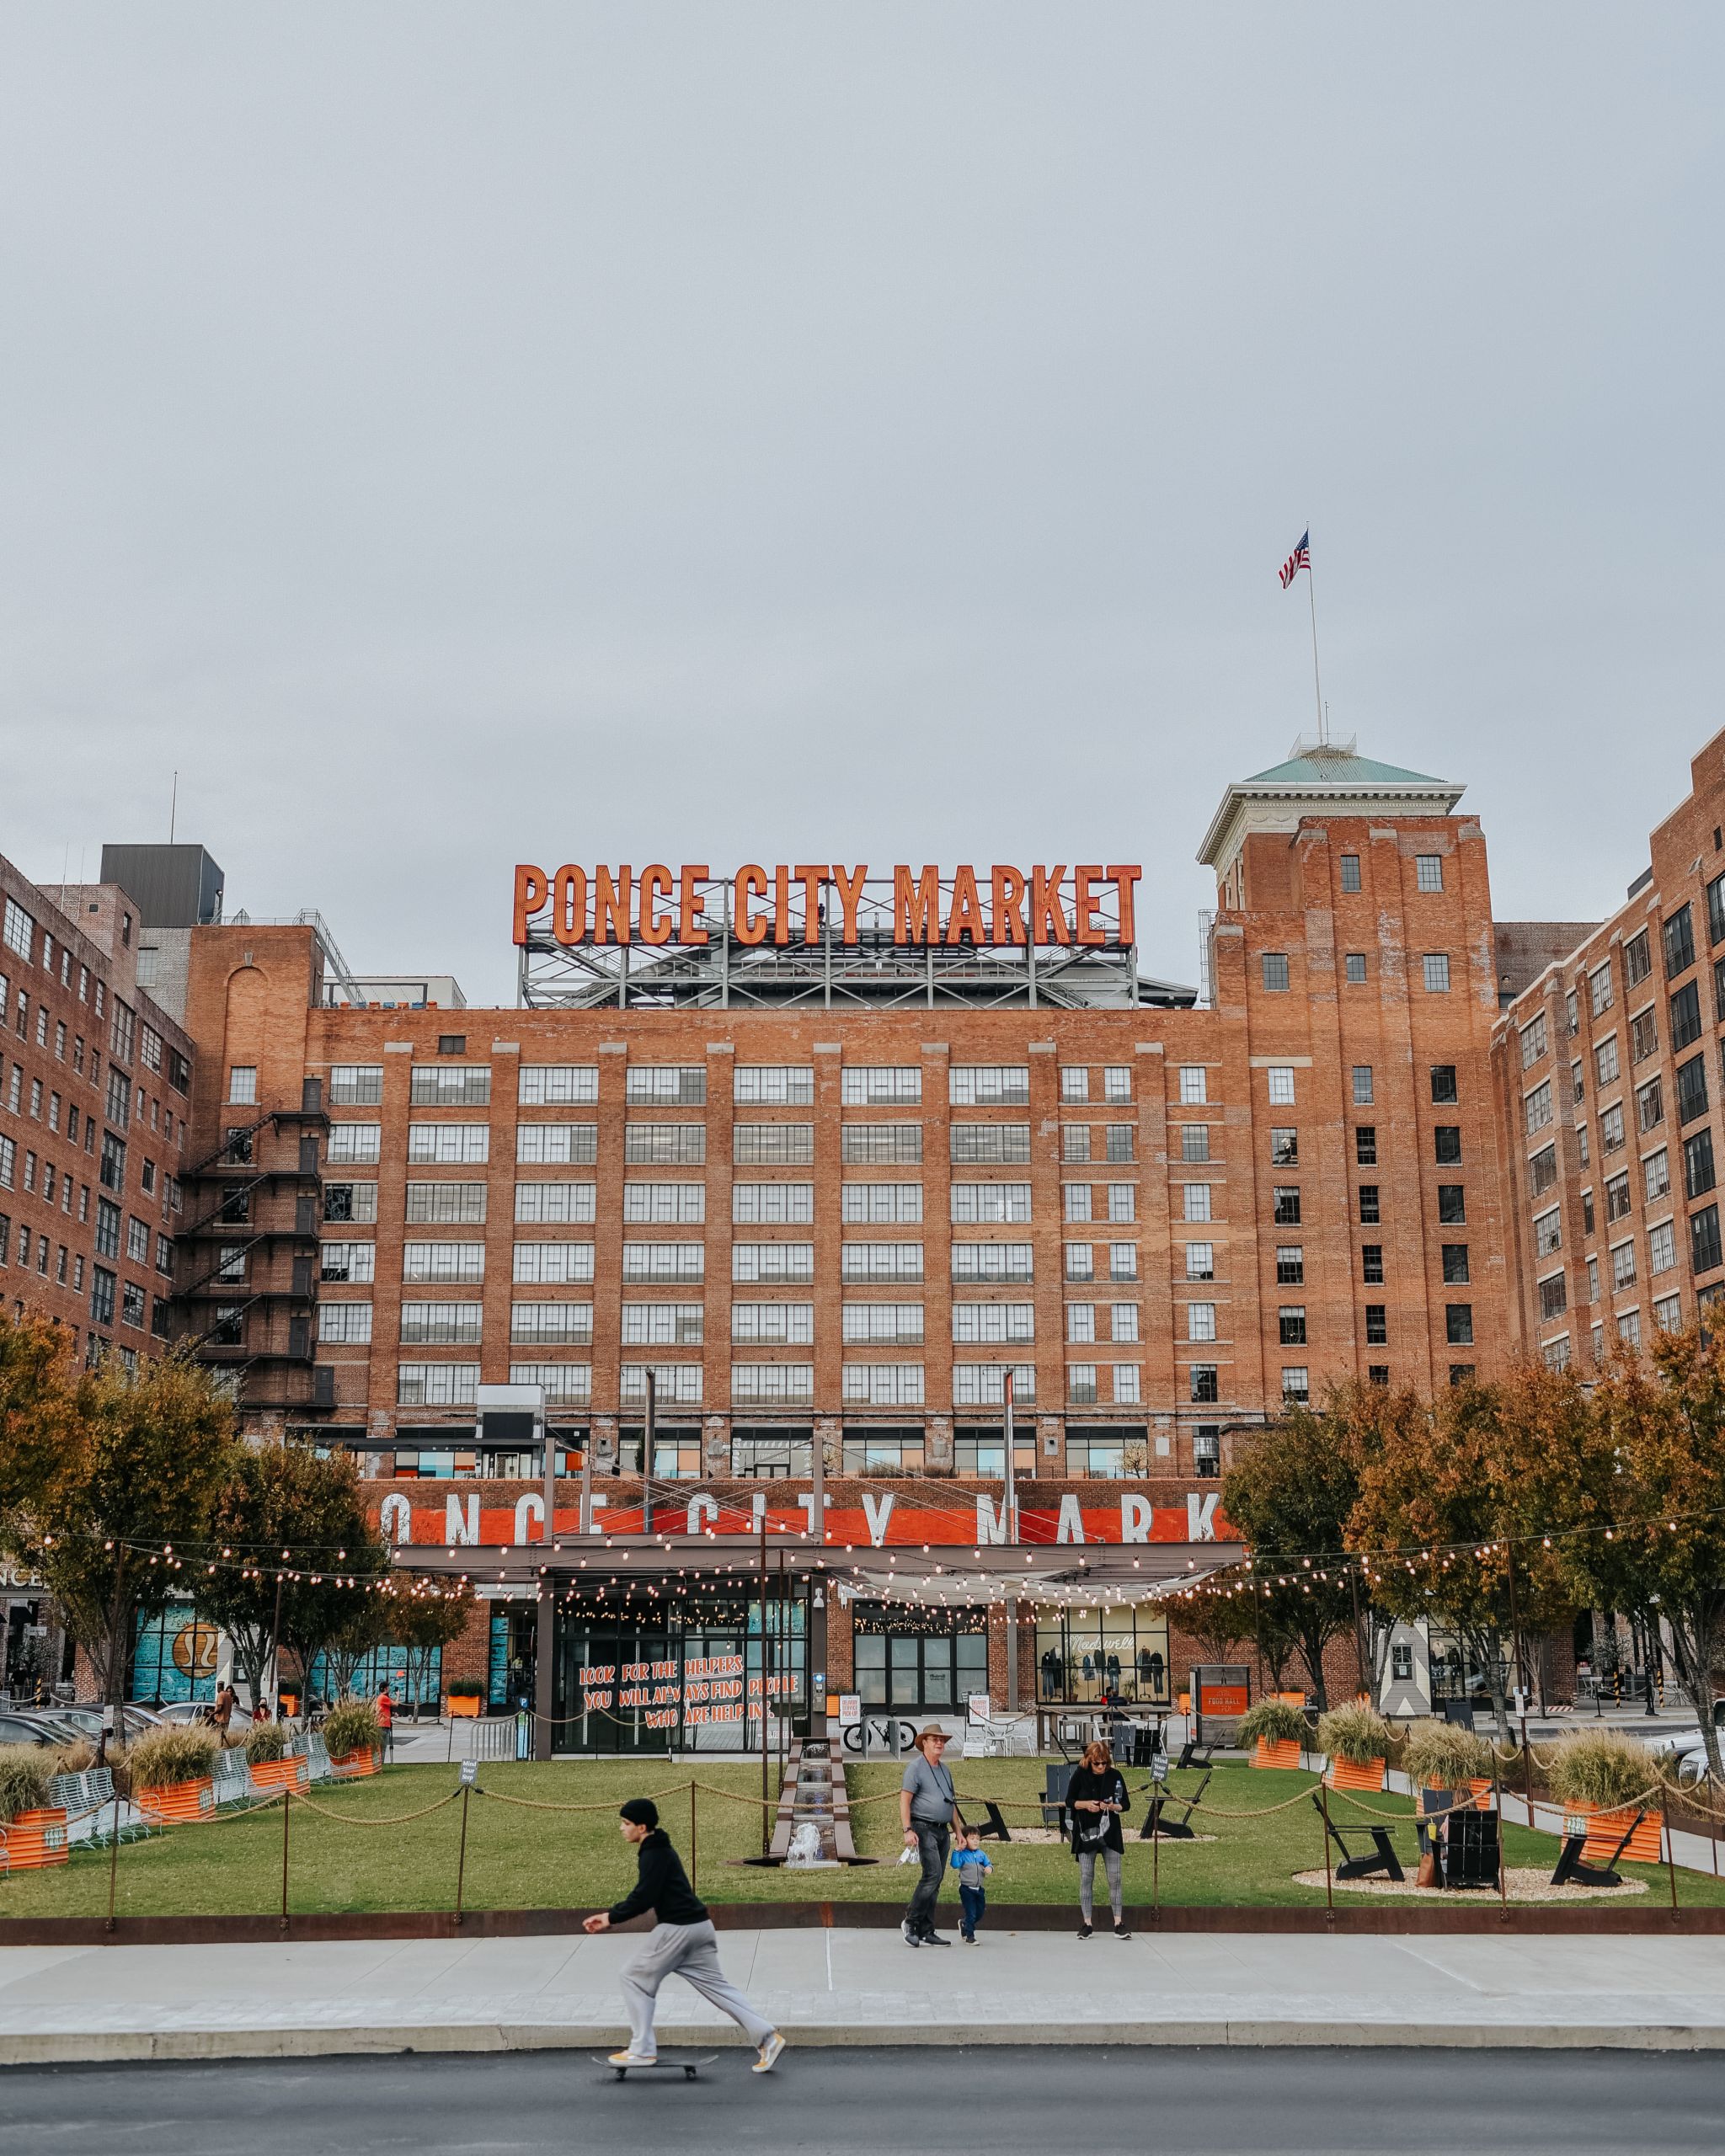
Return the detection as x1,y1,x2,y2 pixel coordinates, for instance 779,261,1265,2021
594,2052,718,2083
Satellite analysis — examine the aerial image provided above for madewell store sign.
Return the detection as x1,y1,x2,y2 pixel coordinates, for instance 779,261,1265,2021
513,864,1143,950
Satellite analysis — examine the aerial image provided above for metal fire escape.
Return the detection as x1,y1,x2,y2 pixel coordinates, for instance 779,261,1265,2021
173,1078,334,1415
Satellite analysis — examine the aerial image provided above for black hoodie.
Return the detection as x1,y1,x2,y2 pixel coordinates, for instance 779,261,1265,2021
606,1828,709,1927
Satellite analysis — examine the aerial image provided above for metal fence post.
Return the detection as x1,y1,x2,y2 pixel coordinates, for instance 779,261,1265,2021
280,1790,291,1935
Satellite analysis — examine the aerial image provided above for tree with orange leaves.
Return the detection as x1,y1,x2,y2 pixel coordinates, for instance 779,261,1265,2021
1343,1372,1578,1723
1565,1321,1725,1781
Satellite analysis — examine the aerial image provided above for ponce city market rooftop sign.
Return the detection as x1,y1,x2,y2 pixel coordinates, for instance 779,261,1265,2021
513,863,1144,950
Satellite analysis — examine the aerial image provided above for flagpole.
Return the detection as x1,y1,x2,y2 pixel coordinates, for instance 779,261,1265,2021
1304,536,1325,744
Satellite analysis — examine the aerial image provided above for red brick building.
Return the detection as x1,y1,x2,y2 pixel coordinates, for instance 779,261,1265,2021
109,737,1515,1743
0,852,197,1696
1493,724,1725,1366
0,853,194,1365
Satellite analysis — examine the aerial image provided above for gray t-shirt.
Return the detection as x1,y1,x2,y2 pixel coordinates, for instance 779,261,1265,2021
902,1751,955,1824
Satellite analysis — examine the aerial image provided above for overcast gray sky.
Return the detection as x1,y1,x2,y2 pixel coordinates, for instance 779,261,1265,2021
3,6,1721,1004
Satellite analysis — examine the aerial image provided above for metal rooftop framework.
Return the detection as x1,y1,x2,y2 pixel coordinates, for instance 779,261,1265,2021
519,874,1196,1011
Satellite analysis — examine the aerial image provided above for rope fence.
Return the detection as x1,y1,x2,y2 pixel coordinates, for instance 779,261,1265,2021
18,1748,1725,1931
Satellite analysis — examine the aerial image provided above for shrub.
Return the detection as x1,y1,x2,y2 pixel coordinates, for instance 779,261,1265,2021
1236,1698,1308,1748
446,1680,483,1699
244,1721,286,1765
1316,1702,1395,1766
1544,1728,1662,1812
1401,1719,1493,1790
125,1725,221,1790
323,1700,383,1759
0,1744,54,1823
51,1739,97,1776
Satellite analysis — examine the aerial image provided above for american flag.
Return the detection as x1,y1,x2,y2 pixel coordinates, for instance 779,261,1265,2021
1278,531,1310,589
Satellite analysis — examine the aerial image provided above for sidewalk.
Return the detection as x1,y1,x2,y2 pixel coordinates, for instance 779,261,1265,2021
6,1928,1725,2062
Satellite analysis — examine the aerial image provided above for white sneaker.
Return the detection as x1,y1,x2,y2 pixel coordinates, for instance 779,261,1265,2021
753,2031,786,2073
608,2049,658,2067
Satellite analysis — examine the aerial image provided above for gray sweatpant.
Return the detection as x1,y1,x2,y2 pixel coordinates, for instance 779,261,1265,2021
1077,1845,1123,1924
619,1919,775,2057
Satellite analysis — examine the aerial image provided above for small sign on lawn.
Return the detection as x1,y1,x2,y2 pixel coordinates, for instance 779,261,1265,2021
460,1758,478,1785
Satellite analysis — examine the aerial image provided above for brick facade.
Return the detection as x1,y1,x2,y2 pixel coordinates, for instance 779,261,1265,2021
0,854,194,1365
1493,723,1725,1365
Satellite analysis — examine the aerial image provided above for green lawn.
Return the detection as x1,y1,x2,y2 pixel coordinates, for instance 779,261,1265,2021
2,1758,1718,1919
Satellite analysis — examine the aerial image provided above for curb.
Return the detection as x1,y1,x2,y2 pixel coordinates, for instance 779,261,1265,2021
6,1902,1723,1945
6,2019,1725,2064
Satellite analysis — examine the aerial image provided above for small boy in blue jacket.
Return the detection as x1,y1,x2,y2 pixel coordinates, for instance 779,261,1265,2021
950,1826,994,1942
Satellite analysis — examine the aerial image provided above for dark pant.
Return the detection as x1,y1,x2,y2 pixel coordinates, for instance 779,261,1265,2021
907,1822,949,1935
959,1883,985,1937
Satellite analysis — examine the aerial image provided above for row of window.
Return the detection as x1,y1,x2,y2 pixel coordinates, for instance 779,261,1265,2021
387,1361,1141,1410
315,1295,1146,1348
315,1237,1149,1285
325,1120,1154,1168
1264,949,1454,995
312,1062,1146,1112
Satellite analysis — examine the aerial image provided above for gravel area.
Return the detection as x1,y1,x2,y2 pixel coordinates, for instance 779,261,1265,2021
1291,1867,1651,1903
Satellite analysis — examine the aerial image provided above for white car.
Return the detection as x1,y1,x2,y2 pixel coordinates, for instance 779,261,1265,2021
1642,1725,1721,1788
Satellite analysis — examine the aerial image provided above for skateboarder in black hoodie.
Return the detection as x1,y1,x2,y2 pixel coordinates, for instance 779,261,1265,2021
584,1797,785,2072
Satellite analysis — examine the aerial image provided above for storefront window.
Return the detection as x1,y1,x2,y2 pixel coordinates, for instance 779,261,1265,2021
853,1604,986,1708
1033,1605,1171,1705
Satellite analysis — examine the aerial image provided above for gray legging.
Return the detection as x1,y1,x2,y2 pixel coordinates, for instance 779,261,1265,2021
1078,1844,1123,1924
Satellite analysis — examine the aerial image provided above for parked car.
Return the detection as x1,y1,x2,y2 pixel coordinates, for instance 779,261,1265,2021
142,1700,220,1730
54,1705,163,1744
0,1714,63,1748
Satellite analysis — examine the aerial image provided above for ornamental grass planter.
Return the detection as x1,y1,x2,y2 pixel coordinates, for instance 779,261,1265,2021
1,1806,69,1870
1252,1737,1303,1771
329,1747,382,1779
446,1695,481,1719
1467,1777,1494,1812
1570,1803,1664,1865
136,1776,216,1824
249,1754,311,1794
1324,1756,1387,1794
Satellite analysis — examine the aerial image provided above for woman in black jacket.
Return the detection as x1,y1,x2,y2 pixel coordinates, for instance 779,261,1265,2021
1066,1739,1130,1938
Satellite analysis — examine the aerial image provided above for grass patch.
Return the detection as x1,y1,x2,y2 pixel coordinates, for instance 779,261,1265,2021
0,1758,1717,1919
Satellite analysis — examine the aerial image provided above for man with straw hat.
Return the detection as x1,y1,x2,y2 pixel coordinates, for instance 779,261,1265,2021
899,1722,962,1947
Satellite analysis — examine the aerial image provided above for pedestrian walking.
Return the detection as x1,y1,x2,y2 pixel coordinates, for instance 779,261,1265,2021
950,1825,993,1943
582,1797,785,2073
1067,1739,1131,1939
374,1683,395,1758
900,1721,961,1946
210,1679,237,1737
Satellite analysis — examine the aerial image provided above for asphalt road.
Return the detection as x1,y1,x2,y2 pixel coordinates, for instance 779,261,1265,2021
1,2047,1719,2154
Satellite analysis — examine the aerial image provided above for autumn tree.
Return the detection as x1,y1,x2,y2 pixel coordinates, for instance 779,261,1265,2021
0,1310,83,1517
0,1351,238,1709
1562,1322,1725,1780
1345,1375,1576,1724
